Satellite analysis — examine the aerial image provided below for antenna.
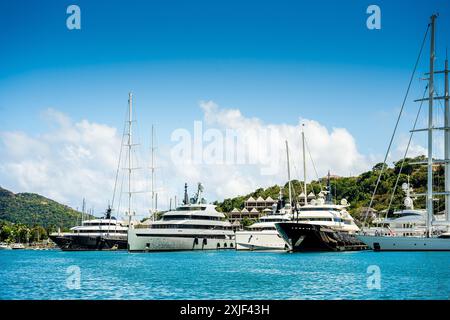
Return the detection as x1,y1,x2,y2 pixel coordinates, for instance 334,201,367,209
127,92,134,225
325,170,333,204
183,183,189,205
150,125,156,221
445,45,450,225
301,124,308,205
81,198,86,223
196,183,204,204
285,141,293,213
426,14,437,237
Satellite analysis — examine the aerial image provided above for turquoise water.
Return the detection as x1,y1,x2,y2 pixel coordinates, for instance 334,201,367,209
0,250,449,300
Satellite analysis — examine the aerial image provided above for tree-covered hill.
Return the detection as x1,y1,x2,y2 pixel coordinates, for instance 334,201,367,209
215,156,446,220
0,186,83,231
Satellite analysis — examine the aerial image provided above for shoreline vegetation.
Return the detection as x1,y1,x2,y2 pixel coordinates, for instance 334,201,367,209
0,187,88,244
215,155,445,226
0,155,446,244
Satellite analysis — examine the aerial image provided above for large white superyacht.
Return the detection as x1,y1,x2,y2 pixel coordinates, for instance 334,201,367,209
128,183,235,252
236,189,292,251
357,15,450,251
364,181,447,238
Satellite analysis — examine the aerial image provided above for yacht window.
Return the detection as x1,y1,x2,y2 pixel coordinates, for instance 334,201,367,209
298,218,332,222
298,208,335,212
262,219,285,223
163,215,219,221
149,224,231,230
176,207,207,211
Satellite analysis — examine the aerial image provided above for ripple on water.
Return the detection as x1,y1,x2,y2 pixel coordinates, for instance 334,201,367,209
0,250,449,300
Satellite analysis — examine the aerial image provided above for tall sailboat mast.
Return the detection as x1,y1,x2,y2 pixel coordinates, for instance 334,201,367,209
285,141,293,212
445,50,450,225
150,125,155,221
81,198,86,222
426,15,437,237
127,92,134,225
302,124,307,205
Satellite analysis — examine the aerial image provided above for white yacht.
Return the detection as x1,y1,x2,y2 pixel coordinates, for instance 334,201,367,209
358,184,450,251
357,15,450,251
49,208,128,251
0,243,12,250
363,182,446,238
128,183,235,252
236,190,292,251
10,243,25,250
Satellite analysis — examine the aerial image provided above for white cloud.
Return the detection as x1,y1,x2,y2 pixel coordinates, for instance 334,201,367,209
168,101,371,201
0,102,376,219
0,109,125,216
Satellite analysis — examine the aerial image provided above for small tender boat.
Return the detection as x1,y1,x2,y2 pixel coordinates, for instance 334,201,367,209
0,243,12,250
10,243,25,250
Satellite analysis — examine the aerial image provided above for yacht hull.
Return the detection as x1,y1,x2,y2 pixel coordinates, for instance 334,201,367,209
356,235,450,251
235,231,287,251
128,229,235,252
49,234,127,251
275,223,368,252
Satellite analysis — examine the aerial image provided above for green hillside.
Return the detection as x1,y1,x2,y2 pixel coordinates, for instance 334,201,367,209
215,156,446,220
0,186,82,231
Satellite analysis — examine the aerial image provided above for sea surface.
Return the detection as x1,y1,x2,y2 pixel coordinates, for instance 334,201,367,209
0,250,449,300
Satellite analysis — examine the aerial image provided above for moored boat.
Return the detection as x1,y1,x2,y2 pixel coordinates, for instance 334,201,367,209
10,243,25,250
275,127,367,252
49,212,128,251
128,183,235,252
0,243,12,250
236,189,292,251
356,15,450,251
275,189,367,252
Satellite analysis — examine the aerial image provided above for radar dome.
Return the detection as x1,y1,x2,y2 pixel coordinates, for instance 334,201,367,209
404,197,413,208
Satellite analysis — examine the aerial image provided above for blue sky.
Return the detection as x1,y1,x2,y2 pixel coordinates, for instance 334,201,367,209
1,0,450,209
1,1,449,152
